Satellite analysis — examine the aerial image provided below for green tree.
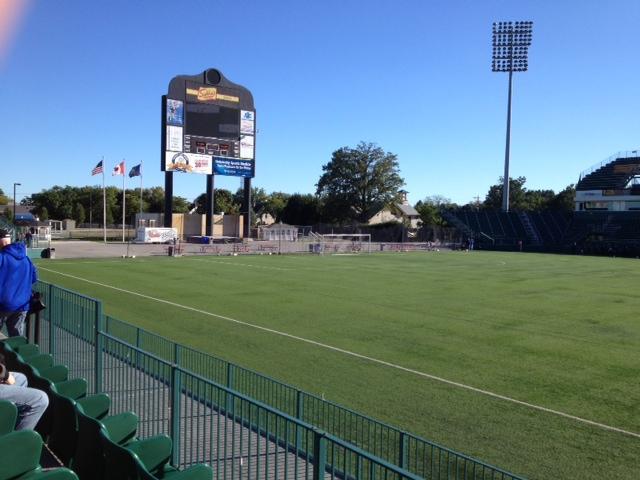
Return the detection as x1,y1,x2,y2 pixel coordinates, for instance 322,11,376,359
173,195,191,214
415,195,455,226
214,189,240,214
263,192,290,222
281,194,321,225
144,187,166,212
524,189,555,211
73,202,86,224
483,177,528,210
0,188,8,205
4,207,14,223
39,207,49,221
548,184,576,212
316,142,405,223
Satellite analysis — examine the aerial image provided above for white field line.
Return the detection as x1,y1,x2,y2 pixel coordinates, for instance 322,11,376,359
187,258,292,271
39,266,640,440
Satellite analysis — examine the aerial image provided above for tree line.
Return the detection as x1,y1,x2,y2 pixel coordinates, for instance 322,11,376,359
1,142,576,228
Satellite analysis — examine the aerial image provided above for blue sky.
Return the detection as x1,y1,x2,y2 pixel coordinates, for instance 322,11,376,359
2,0,640,206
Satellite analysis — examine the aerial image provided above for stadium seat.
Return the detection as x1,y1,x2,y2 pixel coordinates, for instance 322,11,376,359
0,400,17,436
47,389,112,466
14,343,41,359
0,429,79,479
0,336,28,352
100,428,213,480
73,404,139,480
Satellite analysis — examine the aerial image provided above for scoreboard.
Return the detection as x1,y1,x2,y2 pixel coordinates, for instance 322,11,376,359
162,70,255,178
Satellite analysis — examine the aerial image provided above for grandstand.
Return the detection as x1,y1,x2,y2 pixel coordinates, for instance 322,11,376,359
445,151,640,256
443,210,570,250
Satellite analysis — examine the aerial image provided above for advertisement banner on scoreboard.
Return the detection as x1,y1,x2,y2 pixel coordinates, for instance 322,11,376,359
165,152,212,174
213,157,254,178
240,110,255,134
239,135,254,159
166,125,183,152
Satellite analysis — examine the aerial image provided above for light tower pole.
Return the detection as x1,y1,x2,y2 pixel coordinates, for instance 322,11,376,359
492,21,533,212
13,182,21,221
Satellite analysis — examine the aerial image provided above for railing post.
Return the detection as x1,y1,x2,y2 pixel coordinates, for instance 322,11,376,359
312,429,327,480
94,301,103,394
399,431,408,470
226,363,235,415
170,363,182,466
48,283,55,356
296,390,304,451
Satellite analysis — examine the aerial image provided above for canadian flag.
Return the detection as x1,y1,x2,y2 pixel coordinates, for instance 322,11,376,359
112,161,125,176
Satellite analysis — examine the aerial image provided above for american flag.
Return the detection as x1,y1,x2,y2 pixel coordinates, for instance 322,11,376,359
91,160,103,176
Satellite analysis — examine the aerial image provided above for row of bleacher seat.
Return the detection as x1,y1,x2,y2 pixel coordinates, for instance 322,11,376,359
577,157,640,190
0,336,213,480
446,210,570,247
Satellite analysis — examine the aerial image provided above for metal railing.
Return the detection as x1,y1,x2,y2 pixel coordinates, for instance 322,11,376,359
579,150,640,179
32,281,525,480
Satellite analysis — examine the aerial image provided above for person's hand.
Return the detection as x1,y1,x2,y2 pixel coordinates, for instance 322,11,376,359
6,374,15,385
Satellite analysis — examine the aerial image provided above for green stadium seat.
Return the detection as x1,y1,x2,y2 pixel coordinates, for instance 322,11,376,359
100,428,213,480
18,470,79,480
0,400,17,436
74,405,139,480
0,429,80,480
0,336,28,352
14,343,41,359
0,429,43,479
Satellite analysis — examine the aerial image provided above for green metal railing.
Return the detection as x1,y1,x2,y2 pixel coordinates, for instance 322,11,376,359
32,281,525,480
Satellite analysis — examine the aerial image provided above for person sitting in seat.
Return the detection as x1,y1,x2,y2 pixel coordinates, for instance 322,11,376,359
0,354,48,430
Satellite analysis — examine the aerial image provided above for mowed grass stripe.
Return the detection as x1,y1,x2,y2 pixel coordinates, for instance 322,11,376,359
37,252,640,479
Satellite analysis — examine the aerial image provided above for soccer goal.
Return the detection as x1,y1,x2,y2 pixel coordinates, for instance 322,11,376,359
318,234,372,254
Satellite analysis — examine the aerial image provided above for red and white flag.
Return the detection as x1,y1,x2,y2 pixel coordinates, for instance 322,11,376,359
112,161,125,176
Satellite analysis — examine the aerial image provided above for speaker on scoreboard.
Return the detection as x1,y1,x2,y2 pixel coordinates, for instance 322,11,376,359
205,69,221,85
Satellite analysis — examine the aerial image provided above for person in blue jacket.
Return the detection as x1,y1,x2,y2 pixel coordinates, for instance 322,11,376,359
0,229,38,337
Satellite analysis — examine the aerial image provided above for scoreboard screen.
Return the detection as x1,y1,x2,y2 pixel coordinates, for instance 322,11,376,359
185,104,240,139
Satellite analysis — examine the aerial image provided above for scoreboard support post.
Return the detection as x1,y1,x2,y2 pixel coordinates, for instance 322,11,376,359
164,172,173,228
206,174,214,236
243,178,251,239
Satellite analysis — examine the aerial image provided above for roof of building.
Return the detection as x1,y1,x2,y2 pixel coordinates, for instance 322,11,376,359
396,203,420,217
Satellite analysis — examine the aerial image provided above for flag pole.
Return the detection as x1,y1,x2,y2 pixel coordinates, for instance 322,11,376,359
122,160,126,243
102,156,106,243
139,161,143,215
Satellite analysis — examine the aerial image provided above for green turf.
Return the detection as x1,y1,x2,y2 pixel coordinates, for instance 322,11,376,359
36,251,640,479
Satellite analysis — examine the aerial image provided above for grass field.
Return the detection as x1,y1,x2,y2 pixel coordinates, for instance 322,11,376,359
35,250,640,479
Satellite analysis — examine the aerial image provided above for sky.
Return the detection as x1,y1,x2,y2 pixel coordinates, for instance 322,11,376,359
2,0,640,207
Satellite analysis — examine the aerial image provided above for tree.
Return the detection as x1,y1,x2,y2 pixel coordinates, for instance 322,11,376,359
316,142,405,223
548,184,576,212
415,195,455,226
144,187,166,213
191,190,241,215
0,188,8,205
263,192,290,222
281,194,321,225
39,207,48,221
524,189,555,211
73,202,86,224
484,176,528,210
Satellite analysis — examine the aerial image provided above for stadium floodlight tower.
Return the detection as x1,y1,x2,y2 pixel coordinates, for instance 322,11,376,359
492,20,533,212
